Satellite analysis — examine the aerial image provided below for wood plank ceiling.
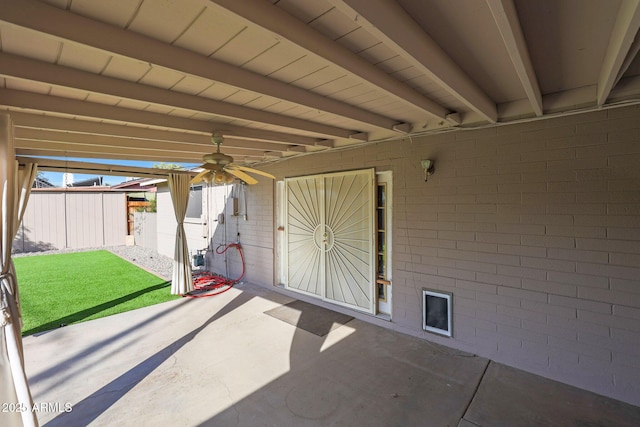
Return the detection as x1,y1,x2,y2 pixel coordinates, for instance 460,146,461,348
1,0,639,167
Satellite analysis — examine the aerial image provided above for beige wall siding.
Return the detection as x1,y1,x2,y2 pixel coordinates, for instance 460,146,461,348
16,193,66,251
65,192,104,248
134,211,157,251
156,186,176,258
221,105,640,406
14,192,126,252
156,186,208,260
102,193,127,246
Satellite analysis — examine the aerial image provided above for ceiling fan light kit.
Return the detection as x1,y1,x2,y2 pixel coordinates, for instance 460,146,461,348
214,170,235,185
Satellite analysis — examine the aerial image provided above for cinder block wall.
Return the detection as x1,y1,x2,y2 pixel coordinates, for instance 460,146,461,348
205,184,274,284
236,105,640,405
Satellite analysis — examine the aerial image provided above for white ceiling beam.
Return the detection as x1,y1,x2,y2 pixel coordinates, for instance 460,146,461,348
329,0,498,123
18,149,257,166
215,129,327,147
12,112,208,143
608,74,640,101
208,0,450,123
15,141,266,161
486,0,542,117
286,146,310,153
15,145,203,164
15,128,207,153
14,139,206,159
498,85,596,120
597,0,640,106
1,90,335,147
7,106,326,146
0,0,400,133
614,36,640,88
263,151,285,158
1,89,222,134
14,133,271,159
10,112,320,147
17,156,195,179
16,147,206,163
0,53,356,139
219,137,297,152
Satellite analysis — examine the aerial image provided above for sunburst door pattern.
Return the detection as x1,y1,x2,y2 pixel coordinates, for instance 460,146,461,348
285,176,324,296
285,169,375,313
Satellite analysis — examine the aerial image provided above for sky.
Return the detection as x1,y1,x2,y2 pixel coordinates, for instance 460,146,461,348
39,158,199,187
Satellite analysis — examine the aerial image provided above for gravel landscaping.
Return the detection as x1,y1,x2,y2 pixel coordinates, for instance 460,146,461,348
13,245,174,280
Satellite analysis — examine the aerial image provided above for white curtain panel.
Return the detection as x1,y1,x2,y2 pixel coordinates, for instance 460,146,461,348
0,113,39,427
168,173,193,295
11,163,37,329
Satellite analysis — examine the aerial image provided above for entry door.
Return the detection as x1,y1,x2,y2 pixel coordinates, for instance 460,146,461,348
285,169,375,314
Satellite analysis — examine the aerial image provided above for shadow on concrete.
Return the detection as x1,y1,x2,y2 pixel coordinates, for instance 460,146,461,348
30,297,196,396
196,293,488,427
43,292,255,427
195,290,640,426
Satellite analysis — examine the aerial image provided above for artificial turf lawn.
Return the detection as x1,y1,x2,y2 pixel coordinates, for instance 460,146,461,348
13,250,180,336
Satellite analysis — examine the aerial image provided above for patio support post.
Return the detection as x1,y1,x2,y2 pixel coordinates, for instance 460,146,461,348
0,113,39,427
168,173,193,295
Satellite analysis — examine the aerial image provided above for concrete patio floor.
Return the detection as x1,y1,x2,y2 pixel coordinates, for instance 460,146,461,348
23,282,640,427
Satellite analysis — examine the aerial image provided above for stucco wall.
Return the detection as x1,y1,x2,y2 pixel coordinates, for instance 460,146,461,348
156,185,208,259
133,211,157,251
229,105,640,405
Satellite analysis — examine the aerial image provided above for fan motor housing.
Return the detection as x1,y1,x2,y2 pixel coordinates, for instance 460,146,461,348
203,152,233,165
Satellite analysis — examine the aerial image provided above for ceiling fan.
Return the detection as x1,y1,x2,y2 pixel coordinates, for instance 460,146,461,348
191,133,275,185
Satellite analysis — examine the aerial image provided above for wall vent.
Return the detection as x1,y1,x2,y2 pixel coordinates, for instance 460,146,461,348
422,289,452,337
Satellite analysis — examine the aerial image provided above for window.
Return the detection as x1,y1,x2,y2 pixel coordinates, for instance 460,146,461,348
185,185,203,219
376,172,392,317
377,183,387,280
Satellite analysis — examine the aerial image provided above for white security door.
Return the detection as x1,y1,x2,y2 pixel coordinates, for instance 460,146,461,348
285,169,375,313
285,175,324,296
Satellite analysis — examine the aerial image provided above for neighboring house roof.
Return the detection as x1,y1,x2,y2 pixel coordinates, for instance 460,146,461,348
111,178,160,191
139,178,167,187
33,177,56,188
67,176,103,187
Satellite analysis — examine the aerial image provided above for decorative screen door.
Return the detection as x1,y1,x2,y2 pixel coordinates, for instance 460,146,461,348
284,169,375,314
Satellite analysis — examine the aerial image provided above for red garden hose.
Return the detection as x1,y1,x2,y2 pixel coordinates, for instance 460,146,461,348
183,243,245,298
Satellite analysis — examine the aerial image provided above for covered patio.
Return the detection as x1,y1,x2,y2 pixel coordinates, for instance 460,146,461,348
2,0,640,425
22,282,640,426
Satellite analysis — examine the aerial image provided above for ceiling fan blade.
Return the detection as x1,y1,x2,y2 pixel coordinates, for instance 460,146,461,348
191,169,209,184
225,168,258,185
227,165,275,179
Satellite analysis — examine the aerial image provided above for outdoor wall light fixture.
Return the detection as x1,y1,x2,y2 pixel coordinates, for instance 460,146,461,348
421,159,435,181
